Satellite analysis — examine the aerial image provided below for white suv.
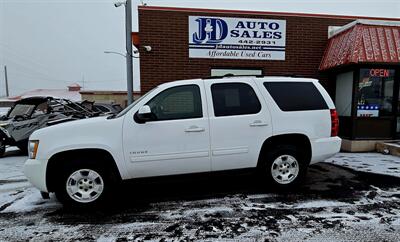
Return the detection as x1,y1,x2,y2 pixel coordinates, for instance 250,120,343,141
24,76,341,207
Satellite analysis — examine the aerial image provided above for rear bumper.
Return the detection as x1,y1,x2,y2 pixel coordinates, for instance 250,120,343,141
23,158,48,192
310,136,341,164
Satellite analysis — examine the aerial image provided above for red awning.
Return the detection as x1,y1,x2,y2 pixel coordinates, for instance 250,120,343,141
319,22,400,71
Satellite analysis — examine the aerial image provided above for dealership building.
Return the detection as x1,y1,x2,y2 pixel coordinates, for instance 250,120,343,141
136,6,400,151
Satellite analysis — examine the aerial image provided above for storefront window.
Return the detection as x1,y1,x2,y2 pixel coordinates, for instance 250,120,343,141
356,68,395,117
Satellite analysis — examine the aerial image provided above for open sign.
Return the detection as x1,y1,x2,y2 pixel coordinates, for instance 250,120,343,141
369,69,390,77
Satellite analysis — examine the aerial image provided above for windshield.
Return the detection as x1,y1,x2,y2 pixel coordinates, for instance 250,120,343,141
115,87,158,118
8,104,35,118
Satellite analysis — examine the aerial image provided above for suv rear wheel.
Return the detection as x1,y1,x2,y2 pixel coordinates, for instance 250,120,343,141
54,159,116,208
259,145,308,189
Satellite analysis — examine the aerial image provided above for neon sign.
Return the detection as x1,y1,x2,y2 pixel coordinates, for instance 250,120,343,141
369,69,390,78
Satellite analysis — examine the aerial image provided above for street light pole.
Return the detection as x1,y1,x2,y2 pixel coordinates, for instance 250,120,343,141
125,0,134,105
4,66,9,97
114,0,134,105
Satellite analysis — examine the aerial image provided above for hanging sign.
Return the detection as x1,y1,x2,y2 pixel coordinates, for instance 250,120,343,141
188,16,286,60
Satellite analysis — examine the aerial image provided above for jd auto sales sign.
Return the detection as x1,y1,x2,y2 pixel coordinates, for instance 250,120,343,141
188,16,286,60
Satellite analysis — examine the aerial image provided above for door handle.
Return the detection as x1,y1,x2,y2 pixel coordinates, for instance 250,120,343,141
249,120,268,127
185,126,205,132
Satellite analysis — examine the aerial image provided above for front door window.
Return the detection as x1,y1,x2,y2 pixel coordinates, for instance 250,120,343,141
146,85,203,121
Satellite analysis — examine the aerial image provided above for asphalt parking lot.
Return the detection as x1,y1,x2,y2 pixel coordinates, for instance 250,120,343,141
0,149,399,241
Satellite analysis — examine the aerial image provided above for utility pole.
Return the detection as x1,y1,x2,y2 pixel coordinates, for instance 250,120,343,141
125,0,134,105
4,65,9,97
114,0,134,105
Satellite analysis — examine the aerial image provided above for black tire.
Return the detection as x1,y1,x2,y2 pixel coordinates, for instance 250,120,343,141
0,143,5,158
16,140,28,154
54,158,117,208
258,144,308,190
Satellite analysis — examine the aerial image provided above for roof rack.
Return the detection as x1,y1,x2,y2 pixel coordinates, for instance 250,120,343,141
202,73,309,79
202,74,265,79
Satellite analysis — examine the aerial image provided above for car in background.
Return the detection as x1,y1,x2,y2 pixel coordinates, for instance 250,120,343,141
0,96,100,157
0,107,10,117
93,103,123,114
79,101,123,115
0,99,14,117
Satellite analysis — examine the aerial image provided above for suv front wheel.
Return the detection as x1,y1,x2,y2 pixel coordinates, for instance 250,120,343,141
260,145,308,189
54,160,116,208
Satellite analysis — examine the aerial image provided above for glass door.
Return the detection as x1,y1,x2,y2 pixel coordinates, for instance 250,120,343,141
354,68,395,139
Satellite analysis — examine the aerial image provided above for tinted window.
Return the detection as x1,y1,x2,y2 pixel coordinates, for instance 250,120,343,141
8,104,35,118
146,85,202,121
264,82,328,111
211,83,261,116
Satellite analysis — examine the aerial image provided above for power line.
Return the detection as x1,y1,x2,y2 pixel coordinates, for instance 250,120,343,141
4,58,71,84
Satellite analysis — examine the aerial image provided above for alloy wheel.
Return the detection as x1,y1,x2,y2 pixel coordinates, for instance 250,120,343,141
270,155,299,184
66,169,104,203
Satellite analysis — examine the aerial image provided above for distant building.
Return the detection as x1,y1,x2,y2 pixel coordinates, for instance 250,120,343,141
80,90,141,108
8,84,82,102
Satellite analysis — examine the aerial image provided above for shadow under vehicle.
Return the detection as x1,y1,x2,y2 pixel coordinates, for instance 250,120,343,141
0,96,100,157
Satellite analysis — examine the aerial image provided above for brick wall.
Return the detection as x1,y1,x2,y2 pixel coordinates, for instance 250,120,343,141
138,7,355,93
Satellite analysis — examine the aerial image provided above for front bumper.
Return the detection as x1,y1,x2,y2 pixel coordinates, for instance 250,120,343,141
310,136,342,164
24,158,48,192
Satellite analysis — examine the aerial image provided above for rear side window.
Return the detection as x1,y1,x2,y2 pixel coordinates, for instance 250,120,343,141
211,83,261,116
264,82,328,111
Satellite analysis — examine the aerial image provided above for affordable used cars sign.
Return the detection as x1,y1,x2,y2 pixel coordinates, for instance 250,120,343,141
188,16,286,60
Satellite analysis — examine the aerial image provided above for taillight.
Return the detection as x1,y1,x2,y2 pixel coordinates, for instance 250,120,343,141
330,109,339,137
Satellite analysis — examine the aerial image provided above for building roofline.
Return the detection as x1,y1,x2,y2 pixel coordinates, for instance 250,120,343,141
138,5,400,21
80,90,141,94
329,19,400,38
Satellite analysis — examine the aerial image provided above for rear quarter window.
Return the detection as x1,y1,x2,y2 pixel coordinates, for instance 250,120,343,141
263,82,328,111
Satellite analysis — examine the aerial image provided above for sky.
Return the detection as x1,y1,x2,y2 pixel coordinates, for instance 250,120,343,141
0,0,399,97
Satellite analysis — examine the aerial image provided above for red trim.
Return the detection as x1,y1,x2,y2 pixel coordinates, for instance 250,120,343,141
138,5,400,21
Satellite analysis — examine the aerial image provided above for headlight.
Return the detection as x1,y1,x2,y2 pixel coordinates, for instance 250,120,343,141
28,140,39,159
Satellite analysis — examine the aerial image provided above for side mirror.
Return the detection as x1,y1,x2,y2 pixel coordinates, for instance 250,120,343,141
135,105,153,123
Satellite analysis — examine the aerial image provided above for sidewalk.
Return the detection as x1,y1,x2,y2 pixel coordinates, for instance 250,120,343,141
324,152,400,178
